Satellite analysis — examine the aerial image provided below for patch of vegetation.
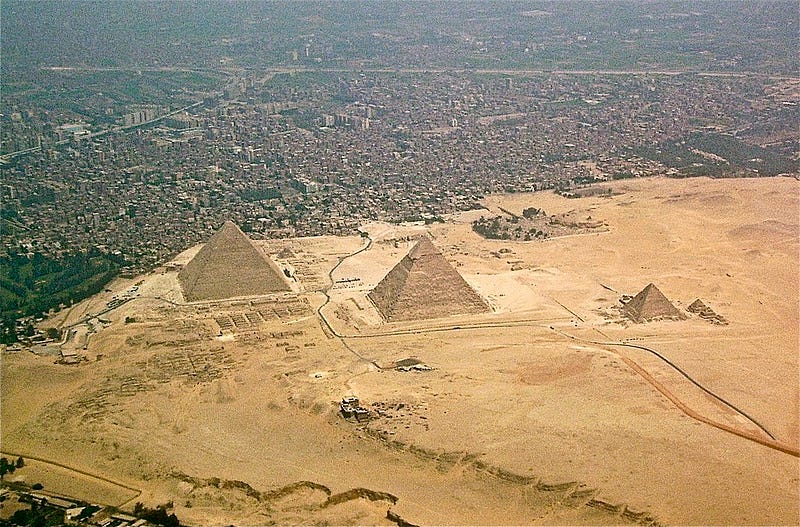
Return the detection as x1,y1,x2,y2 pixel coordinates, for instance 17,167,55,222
133,502,180,527
635,131,798,177
522,207,542,219
0,457,22,480
473,209,605,242
472,215,548,241
8,505,64,527
0,249,125,332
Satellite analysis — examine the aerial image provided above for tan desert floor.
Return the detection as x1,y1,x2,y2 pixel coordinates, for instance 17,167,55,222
2,176,798,526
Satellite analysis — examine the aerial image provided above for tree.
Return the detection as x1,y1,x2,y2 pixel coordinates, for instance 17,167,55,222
16,456,24,468
133,502,180,527
0,461,15,481
1,321,18,344
522,207,541,219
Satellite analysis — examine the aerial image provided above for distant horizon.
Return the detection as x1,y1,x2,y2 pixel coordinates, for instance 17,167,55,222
3,0,797,74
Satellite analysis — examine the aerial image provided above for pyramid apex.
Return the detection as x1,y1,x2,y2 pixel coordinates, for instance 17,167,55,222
688,298,706,309
218,220,243,233
409,236,439,258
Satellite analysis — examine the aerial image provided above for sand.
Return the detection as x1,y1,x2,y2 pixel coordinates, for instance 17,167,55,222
2,176,798,526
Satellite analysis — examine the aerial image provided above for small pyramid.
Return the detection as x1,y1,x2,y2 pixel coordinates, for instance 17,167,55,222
622,283,685,323
687,299,708,313
179,221,290,301
687,298,728,325
276,246,296,259
368,236,489,321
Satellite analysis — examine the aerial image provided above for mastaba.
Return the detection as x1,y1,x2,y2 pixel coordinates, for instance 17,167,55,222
179,221,290,301
368,236,490,322
623,283,685,323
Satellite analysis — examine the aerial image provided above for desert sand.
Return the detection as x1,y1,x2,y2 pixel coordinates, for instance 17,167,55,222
2,176,798,526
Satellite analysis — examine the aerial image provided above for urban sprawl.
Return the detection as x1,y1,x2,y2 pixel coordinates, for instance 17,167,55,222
3,70,797,276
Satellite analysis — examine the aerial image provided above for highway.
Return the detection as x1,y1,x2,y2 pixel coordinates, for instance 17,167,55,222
34,64,800,80
1,100,207,162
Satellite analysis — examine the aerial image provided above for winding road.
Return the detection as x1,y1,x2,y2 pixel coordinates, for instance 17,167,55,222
550,329,798,458
315,234,384,368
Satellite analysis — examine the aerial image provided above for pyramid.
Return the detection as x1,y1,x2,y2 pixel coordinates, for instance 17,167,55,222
687,298,728,325
178,221,290,301
368,237,489,321
687,299,709,314
276,246,296,259
622,283,685,323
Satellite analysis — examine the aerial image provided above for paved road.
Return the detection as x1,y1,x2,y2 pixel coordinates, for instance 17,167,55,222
315,235,383,367
1,101,207,162
552,328,799,458
64,297,134,330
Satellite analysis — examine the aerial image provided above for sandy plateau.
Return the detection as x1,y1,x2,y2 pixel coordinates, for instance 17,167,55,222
2,176,798,526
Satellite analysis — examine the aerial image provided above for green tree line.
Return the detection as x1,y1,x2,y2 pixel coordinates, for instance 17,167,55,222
0,249,125,340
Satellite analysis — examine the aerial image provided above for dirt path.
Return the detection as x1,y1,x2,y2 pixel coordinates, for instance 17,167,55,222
0,449,142,507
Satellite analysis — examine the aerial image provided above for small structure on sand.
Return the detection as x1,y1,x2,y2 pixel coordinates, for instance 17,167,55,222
394,357,432,372
340,396,371,422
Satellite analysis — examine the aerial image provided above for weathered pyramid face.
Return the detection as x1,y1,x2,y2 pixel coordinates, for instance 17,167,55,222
686,298,727,324
178,221,290,302
687,299,708,313
623,283,685,323
368,236,489,322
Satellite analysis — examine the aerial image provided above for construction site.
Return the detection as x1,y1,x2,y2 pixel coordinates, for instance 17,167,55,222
2,176,798,526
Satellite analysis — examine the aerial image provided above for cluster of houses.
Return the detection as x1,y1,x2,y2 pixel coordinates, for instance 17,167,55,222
1,489,156,527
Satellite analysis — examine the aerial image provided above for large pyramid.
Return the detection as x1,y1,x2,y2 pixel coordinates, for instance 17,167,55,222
622,283,686,323
178,221,290,301
368,237,490,322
